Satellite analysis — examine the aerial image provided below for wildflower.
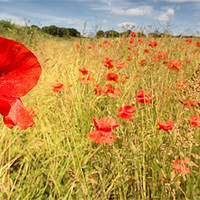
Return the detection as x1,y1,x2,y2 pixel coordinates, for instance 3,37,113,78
135,90,152,104
180,100,198,108
144,49,151,53
116,60,126,69
131,32,137,37
196,41,200,47
88,45,95,49
186,39,192,43
167,60,181,71
157,120,174,131
138,38,143,43
103,57,114,69
172,158,191,175
149,40,158,47
93,117,119,131
157,51,167,60
87,117,119,144
106,72,119,83
79,67,90,75
117,105,136,120
94,84,102,96
53,83,65,92
127,56,133,61
190,114,200,128
76,44,81,49
102,84,121,98
0,36,42,130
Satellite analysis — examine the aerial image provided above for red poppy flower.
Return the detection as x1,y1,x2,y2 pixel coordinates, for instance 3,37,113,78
144,49,151,53
180,100,198,108
0,36,42,130
94,84,102,96
196,41,200,47
157,120,174,131
76,44,81,49
172,158,191,175
102,84,121,98
127,56,133,61
116,60,126,69
86,130,116,144
148,40,158,47
192,49,197,54
106,72,118,83
152,56,160,62
53,83,65,92
117,105,136,120
93,117,119,131
128,38,135,44
79,67,89,75
190,114,200,128
131,32,137,37
135,90,152,104
167,60,181,71
103,57,114,69
86,117,119,144
186,39,192,43
157,51,167,60
138,39,143,43
88,45,95,49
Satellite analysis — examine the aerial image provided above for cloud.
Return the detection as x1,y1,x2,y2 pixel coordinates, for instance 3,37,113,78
110,6,152,16
155,8,174,22
0,13,26,26
117,22,137,28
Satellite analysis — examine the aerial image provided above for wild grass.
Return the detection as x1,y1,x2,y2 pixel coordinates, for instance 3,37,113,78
0,32,200,199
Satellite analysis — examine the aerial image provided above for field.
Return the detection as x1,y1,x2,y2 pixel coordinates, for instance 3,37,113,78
0,29,200,199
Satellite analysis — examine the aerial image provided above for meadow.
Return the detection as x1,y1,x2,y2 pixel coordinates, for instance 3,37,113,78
0,28,200,199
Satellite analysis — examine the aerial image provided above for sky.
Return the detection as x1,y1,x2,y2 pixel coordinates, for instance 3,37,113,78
0,0,200,36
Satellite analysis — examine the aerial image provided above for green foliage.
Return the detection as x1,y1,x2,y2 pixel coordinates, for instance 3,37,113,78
96,30,105,38
41,25,81,38
105,30,119,38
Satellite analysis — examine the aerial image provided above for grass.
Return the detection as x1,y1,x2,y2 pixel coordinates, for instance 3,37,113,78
0,30,200,199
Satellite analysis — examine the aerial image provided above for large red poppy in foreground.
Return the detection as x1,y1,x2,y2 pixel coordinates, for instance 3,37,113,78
0,36,42,130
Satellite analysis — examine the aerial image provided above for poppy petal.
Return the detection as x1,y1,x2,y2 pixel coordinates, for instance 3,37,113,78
0,96,35,130
0,36,42,97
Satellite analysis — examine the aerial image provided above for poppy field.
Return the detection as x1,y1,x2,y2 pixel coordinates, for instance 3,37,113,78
0,31,200,199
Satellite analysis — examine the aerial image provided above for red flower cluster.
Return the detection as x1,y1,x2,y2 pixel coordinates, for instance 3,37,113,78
135,90,152,104
157,120,174,131
0,36,42,130
103,57,114,69
102,84,121,98
167,60,181,71
87,117,119,144
149,40,158,47
172,157,191,175
107,72,119,83
117,105,136,120
190,114,200,128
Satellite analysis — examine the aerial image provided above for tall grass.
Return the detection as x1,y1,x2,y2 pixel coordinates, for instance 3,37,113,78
0,32,200,199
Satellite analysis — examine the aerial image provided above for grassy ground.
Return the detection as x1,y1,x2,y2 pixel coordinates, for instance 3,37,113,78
0,30,200,199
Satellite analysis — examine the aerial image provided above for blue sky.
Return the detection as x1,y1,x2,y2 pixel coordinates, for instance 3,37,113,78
0,0,200,36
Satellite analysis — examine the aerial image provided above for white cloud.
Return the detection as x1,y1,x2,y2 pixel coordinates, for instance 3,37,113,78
110,6,152,16
0,13,26,26
155,8,174,22
117,22,137,27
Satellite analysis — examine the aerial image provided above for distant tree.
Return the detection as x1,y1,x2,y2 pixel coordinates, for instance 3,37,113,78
41,25,81,38
31,25,40,30
105,30,119,38
119,30,132,37
96,30,105,38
